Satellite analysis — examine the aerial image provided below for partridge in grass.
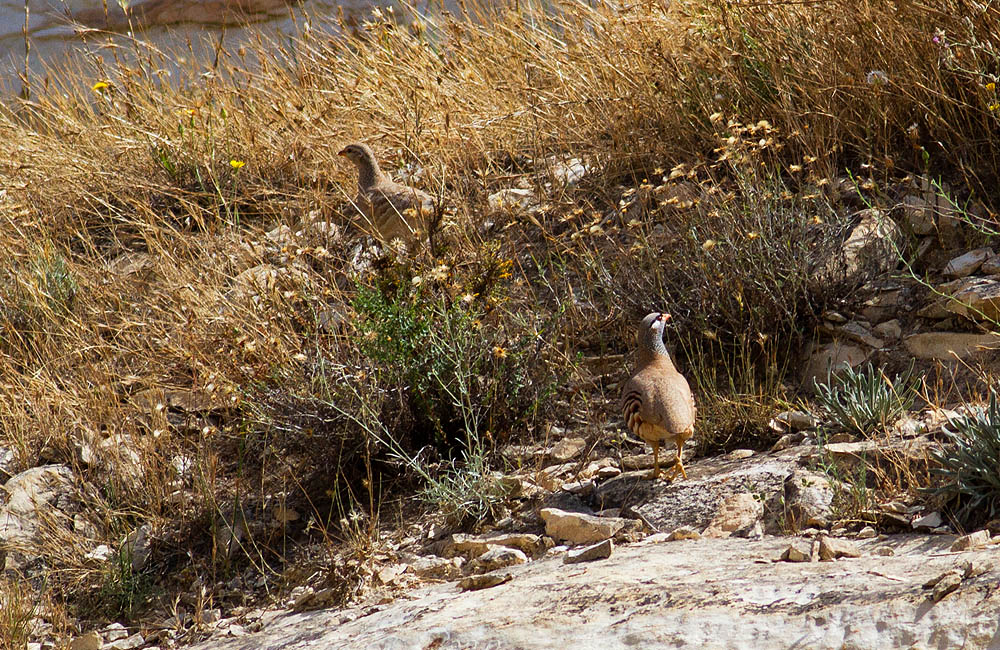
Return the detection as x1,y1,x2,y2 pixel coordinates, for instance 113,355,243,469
338,142,435,244
621,312,696,480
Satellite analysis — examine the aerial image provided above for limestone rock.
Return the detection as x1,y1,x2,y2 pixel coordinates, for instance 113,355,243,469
0,465,79,570
912,511,944,531
667,526,702,541
818,536,860,561
549,437,586,463
982,255,1000,275
841,208,903,279
408,555,463,580
559,479,595,495
564,539,613,564
106,634,144,650
488,188,538,214
917,298,952,320
857,526,877,539
769,410,818,432
779,540,813,562
534,462,576,491
801,341,868,389
442,533,491,559
458,572,512,591
467,547,528,574
70,632,102,650
86,544,113,561
596,466,622,480
548,157,588,187
770,432,805,452
703,493,763,538
579,458,617,479
903,194,936,235
836,320,885,349
183,533,1000,650
926,570,963,602
101,624,128,642
0,446,15,481
873,319,902,340
903,332,1000,360
943,247,993,278
734,520,764,539
942,277,1000,321
862,289,905,323
781,470,834,532
484,533,548,558
539,508,626,545
621,454,656,470
951,530,991,552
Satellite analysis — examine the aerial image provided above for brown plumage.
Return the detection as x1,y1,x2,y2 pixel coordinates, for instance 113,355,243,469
621,312,696,480
338,142,435,243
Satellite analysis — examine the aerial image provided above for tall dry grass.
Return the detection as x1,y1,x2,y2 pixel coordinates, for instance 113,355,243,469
1,0,1000,636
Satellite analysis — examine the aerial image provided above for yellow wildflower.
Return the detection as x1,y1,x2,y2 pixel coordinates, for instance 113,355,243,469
91,81,109,92
990,103,1000,112
230,160,246,169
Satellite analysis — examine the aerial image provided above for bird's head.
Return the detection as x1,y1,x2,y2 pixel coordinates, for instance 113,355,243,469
638,311,672,359
642,311,672,332
337,142,375,166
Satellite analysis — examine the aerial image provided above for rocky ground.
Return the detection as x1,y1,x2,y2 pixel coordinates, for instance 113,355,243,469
174,444,1000,650
8,172,1000,649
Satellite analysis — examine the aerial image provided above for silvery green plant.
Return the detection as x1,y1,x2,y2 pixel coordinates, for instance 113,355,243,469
813,363,919,437
932,392,1000,521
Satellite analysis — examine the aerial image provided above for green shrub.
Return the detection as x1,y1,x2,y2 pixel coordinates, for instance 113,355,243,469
351,259,549,453
814,363,919,437
932,392,1000,523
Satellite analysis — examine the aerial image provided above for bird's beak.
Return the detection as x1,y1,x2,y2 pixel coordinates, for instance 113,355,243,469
660,313,672,323
337,148,347,157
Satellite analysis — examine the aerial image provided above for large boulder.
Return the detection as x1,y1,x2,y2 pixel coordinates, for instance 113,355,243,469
538,508,627,545
0,465,80,570
941,277,1000,321
903,332,1000,360
702,493,763,538
841,209,904,279
942,248,993,279
801,341,869,389
775,470,835,532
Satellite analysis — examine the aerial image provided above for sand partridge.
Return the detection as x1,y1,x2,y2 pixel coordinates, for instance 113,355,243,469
338,142,435,244
621,312,696,480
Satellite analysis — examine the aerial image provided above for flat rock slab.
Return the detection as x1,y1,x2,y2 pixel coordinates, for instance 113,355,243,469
187,534,1000,650
593,455,794,532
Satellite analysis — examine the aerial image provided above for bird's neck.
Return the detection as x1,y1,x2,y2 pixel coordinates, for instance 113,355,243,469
639,331,673,368
357,157,384,190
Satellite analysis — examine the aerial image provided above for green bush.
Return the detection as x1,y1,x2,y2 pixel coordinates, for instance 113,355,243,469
932,392,1000,523
814,363,919,437
351,259,548,453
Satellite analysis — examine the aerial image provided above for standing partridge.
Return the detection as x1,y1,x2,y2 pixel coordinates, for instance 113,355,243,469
621,312,696,480
338,142,435,244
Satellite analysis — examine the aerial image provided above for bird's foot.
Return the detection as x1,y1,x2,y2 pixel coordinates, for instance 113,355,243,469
662,459,687,482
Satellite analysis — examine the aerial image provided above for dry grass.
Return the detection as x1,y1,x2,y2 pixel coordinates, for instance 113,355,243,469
2,0,1000,639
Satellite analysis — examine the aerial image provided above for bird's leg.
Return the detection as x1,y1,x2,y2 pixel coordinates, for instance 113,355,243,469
664,428,693,481
649,440,661,479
